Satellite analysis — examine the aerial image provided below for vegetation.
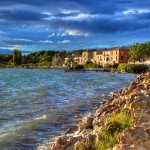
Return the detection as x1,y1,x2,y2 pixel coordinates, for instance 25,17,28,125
84,61,99,68
73,64,84,70
95,108,137,150
118,63,149,73
129,41,150,62
13,49,22,65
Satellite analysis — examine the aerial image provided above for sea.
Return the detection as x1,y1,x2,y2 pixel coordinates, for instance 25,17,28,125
0,69,136,150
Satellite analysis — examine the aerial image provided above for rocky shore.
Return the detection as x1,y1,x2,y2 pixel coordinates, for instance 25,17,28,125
39,72,150,150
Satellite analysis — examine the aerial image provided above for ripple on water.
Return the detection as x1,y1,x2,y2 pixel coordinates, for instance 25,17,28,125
0,69,136,149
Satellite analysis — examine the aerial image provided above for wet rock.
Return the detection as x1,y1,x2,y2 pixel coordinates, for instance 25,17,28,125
65,125,78,134
78,116,93,132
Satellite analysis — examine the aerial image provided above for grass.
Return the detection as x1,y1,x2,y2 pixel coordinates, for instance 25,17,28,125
95,108,137,150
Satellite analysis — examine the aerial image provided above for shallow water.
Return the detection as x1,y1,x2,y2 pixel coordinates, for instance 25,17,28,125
0,69,136,150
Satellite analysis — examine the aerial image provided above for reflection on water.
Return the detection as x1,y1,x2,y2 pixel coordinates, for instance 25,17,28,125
0,69,136,149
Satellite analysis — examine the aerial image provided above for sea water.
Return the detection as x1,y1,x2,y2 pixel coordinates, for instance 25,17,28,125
0,69,136,150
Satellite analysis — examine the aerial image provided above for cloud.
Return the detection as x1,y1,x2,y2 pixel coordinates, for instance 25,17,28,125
39,40,53,43
58,40,71,44
66,29,89,36
0,0,150,51
48,33,55,38
0,10,48,22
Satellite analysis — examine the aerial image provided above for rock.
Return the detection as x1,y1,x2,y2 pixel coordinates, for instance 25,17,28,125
129,100,143,110
84,133,96,148
131,145,148,150
143,139,150,149
78,116,93,132
65,125,78,134
118,127,149,145
49,72,150,150
113,144,132,150
80,129,93,138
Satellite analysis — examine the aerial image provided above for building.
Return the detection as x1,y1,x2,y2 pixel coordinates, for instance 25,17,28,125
110,46,129,64
81,50,94,64
65,46,130,66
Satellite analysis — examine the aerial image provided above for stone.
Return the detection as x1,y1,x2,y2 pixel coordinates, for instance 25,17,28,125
129,100,143,110
131,146,148,150
113,144,132,150
65,125,78,134
118,127,149,145
78,116,93,132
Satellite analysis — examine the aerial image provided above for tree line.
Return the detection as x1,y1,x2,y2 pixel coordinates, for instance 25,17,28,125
0,49,84,68
0,41,150,68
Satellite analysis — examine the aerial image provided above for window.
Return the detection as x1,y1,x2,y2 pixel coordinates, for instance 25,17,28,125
121,56,123,60
116,51,117,55
116,57,117,61
106,57,109,61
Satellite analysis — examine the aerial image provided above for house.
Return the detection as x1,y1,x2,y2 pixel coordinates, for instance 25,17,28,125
65,46,130,66
109,46,129,64
81,50,94,64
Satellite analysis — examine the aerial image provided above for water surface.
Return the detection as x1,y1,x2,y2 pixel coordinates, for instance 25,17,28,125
0,69,136,150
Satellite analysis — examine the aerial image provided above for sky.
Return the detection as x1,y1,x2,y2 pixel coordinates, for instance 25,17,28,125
0,0,150,53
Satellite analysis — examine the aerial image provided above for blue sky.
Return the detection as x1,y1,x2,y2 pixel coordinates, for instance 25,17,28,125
0,0,150,53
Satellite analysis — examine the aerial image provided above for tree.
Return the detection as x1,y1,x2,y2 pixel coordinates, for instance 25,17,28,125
129,42,150,62
52,53,62,66
13,49,22,65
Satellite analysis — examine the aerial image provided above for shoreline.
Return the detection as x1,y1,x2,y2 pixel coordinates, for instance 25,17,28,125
38,71,150,150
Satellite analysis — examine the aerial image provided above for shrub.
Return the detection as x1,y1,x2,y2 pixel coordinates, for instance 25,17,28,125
95,108,137,150
112,63,119,69
73,64,84,70
117,63,149,73
86,61,93,64
117,63,127,72
84,62,99,68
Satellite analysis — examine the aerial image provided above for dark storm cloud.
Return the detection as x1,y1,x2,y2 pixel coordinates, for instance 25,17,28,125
0,0,49,6
0,10,48,22
0,0,150,51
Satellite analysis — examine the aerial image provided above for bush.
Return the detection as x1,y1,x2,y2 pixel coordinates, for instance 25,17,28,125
112,63,119,69
86,61,93,64
117,63,149,73
84,62,99,68
73,64,84,70
95,108,137,150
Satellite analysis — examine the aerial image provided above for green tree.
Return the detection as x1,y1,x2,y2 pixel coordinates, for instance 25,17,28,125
129,42,150,61
13,49,22,65
52,53,62,66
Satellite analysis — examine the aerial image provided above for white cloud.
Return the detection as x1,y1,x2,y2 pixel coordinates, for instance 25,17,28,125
122,9,150,15
61,10,80,14
14,38,33,42
63,13,99,21
48,33,55,37
39,40,53,43
58,40,70,43
43,11,99,21
66,29,89,36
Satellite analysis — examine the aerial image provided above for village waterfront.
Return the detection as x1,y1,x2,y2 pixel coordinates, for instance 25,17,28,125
0,68,136,150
